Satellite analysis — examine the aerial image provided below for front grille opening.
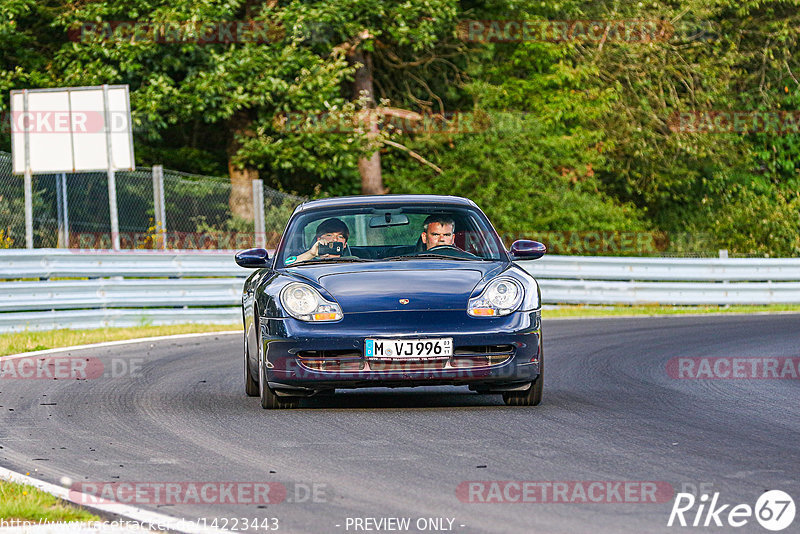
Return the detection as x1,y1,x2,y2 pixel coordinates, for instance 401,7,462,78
453,344,514,356
296,345,515,372
450,345,514,368
301,360,365,372
449,355,509,368
369,359,448,371
298,350,362,359
298,350,364,372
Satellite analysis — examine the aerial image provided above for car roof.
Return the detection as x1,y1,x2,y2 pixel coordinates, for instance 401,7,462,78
295,194,478,213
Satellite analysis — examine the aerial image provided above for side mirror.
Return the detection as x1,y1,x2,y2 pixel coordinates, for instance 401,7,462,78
235,248,270,268
509,240,546,260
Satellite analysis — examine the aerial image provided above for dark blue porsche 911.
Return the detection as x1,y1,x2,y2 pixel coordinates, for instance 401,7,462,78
235,195,546,409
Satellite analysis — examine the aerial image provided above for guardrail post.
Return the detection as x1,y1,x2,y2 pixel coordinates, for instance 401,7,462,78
719,249,730,307
152,165,166,250
253,179,266,248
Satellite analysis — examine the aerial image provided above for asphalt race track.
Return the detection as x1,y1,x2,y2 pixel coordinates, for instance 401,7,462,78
1,315,799,533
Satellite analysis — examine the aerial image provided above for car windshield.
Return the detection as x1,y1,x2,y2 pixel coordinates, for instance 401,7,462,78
276,204,507,266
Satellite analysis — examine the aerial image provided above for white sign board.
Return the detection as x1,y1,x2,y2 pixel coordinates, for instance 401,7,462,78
10,85,135,174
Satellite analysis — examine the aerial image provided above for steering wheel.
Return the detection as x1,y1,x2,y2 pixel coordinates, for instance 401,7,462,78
424,244,478,258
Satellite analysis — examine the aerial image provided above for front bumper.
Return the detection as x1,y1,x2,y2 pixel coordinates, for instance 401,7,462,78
261,309,542,393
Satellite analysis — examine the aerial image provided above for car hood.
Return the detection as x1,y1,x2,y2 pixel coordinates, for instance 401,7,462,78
285,260,504,313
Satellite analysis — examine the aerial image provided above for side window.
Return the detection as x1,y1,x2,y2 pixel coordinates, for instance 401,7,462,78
285,227,308,255
303,222,316,249
462,216,492,256
344,216,363,245
406,215,428,244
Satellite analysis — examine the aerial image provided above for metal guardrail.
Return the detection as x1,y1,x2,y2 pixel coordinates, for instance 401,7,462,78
0,250,237,278
1,250,799,332
0,279,242,311
0,250,245,332
519,256,800,305
533,279,800,305
521,255,800,282
0,308,241,333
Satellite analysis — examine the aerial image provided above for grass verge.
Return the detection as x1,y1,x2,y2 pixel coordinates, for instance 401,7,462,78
0,480,99,522
544,304,800,318
0,324,240,357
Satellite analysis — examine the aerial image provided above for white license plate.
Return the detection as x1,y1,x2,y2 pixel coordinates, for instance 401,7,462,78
365,338,453,359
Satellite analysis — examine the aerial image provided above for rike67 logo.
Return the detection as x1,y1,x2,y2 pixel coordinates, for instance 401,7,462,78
668,490,795,531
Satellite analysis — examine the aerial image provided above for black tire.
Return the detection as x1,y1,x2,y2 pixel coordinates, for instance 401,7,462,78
244,329,259,397
256,317,300,409
502,345,543,406
259,357,300,409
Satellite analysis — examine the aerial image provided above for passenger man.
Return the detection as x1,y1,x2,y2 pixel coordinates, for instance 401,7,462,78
289,217,350,264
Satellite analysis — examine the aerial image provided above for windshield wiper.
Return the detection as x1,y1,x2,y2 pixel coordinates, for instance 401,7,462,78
292,257,375,265
383,254,477,261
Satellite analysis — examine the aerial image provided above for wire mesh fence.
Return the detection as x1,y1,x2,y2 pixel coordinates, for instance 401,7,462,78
0,150,743,256
0,151,306,250
0,152,28,248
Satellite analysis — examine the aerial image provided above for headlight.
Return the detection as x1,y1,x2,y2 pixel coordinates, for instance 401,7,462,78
280,282,343,322
468,277,524,317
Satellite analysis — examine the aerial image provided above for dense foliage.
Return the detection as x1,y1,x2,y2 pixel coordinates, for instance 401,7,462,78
1,0,799,255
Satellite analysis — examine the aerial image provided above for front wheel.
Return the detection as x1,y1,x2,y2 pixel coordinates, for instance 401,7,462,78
244,331,259,397
259,357,300,409
502,347,543,406
502,375,542,406
256,321,299,409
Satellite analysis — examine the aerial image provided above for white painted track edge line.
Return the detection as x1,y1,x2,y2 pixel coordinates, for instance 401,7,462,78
0,330,242,361
0,466,230,533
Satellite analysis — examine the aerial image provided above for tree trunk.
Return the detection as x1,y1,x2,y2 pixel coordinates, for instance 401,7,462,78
350,48,384,195
227,110,259,221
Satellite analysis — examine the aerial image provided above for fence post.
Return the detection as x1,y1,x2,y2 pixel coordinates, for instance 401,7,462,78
253,179,266,248
23,169,33,249
56,173,68,248
152,165,166,250
102,85,120,251
62,173,69,248
22,89,34,249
